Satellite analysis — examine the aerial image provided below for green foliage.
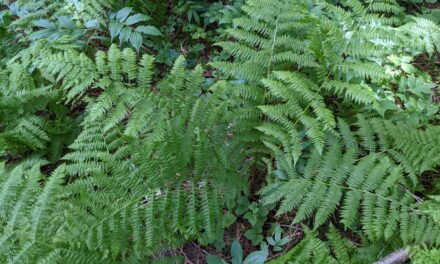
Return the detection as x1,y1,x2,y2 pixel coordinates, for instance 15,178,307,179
0,45,80,158
109,7,161,52
70,0,114,24
243,202,272,245
267,225,384,264
210,0,440,156
411,245,440,264
262,116,440,244
0,161,67,263
0,10,21,63
258,70,335,157
212,0,318,80
0,42,251,261
420,195,440,226
206,240,268,264
400,16,440,57
30,16,88,42
266,224,290,252
212,4,440,258
1,0,440,262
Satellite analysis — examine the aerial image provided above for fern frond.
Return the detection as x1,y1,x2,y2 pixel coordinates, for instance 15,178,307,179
263,116,440,246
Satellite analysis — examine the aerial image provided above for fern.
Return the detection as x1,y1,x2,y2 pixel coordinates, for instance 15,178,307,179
262,115,440,246
257,70,335,157
8,0,64,29
0,161,66,263
0,47,251,261
70,0,114,24
268,225,385,264
1,0,440,262
399,17,440,57
351,115,440,178
209,0,321,152
0,61,57,154
210,0,431,156
211,0,317,82
34,46,99,102
411,245,440,264
55,47,251,259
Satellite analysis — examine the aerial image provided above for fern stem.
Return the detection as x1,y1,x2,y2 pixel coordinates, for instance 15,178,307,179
267,16,279,78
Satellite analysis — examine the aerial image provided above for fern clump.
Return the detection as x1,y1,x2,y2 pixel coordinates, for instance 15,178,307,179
210,0,439,156
61,47,252,259
262,115,440,254
1,44,253,261
0,63,54,154
411,245,440,264
0,161,67,263
268,225,385,264
1,0,440,262
211,0,318,82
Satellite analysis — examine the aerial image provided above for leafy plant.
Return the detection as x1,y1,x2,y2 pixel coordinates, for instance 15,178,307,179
30,16,87,42
420,195,440,225
268,225,384,264
262,116,440,244
109,7,161,52
266,224,290,252
243,203,271,245
206,240,268,264
411,245,440,264
1,0,440,262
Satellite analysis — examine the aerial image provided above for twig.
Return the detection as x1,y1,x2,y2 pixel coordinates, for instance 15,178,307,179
190,242,211,256
399,185,424,203
179,248,194,264
374,248,410,264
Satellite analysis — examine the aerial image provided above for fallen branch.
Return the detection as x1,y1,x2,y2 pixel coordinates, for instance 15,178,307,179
374,248,410,264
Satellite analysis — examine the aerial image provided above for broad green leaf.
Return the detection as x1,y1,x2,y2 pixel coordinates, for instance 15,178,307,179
58,16,75,29
135,25,162,36
72,29,87,39
0,10,11,25
222,212,236,227
130,31,142,52
109,21,123,40
243,251,268,264
278,237,290,246
266,237,276,245
32,19,55,29
119,27,132,44
231,240,243,264
85,19,99,29
116,7,132,22
49,32,62,40
206,255,226,264
274,225,281,241
108,11,116,20
30,29,54,40
408,76,436,97
193,11,201,24
401,63,417,74
125,13,150,25
244,228,264,245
